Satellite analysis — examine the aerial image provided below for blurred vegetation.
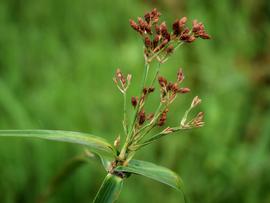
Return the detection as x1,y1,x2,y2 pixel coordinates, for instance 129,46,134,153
0,0,270,202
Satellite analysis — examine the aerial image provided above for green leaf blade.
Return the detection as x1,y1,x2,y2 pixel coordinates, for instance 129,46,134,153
115,159,188,203
0,130,116,156
93,174,123,203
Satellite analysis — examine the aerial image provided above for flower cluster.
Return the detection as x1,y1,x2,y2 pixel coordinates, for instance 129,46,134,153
113,68,132,94
129,8,210,63
111,8,209,163
158,68,190,104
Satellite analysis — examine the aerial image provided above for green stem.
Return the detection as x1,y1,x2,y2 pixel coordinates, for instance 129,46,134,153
132,126,189,150
119,62,150,160
150,62,161,87
174,41,184,52
131,98,165,146
123,92,128,135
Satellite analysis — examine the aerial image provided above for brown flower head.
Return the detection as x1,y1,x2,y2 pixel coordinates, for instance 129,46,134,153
158,108,169,126
158,76,168,87
192,20,211,39
131,96,138,108
138,109,146,125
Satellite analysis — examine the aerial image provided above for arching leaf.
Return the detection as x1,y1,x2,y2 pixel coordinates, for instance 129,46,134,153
0,130,116,156
115,159,188,203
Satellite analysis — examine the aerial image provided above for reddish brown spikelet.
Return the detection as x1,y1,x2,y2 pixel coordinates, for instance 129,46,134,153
151,8,159,16
158,76,168,87
159,39,169,49
138,109,146,125
187,35,196,43
160,22,170,40
177,68,184,82
179,27,196,43
144,36,152,48
172,17,187,36
154,39,168,53
155,24,161,35
143,87,148,95
129,19,140,32
172,19,180,35
160,22,167,33
171,83,179,93
179,28,190,41
192,20,211,39
138,17,145,28
200,33,211,39
179,17,187,28
144,12,151,23
193,112,204,127
131,96,138,108
151,8,161,23
153,35,160,48
116,68,126,85
148,87,155,93
158,108,169,126
167,82,173,91
178,87,191,93
145,24,152,34
180,33,190,41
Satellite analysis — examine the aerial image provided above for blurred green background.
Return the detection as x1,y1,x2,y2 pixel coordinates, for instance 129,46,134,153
0,0,270,202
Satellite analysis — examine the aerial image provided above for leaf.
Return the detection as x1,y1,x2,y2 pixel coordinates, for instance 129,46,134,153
0,130,116,156
93,174,123,203
115,159,188,203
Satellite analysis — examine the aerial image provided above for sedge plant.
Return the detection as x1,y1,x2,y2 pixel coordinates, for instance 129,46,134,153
0,8,210,203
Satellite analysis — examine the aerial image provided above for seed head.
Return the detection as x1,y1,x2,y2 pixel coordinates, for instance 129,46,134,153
138,109,146,125
158,76,168,87
144,36,152,48
129,19,141,33
155,24,161,35
150,8,161,23
148,87,155,93
191,96,202,108
192,112,204,127
179,17,187,27
144,12,151,23
160,22,170,41
178,87,191,94
172,17,187,36
158,108,169,126
158,39,169,50
192,20,211,39
131,96,138,108
177,68,184,82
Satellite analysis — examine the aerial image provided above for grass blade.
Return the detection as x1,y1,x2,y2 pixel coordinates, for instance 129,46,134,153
0,130,116,156
93,174,123,203
115,159,188,203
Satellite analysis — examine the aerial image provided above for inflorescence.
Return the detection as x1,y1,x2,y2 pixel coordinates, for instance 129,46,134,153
112,8,210,165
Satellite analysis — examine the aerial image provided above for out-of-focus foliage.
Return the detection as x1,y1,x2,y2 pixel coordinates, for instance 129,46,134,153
0,0,269,202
